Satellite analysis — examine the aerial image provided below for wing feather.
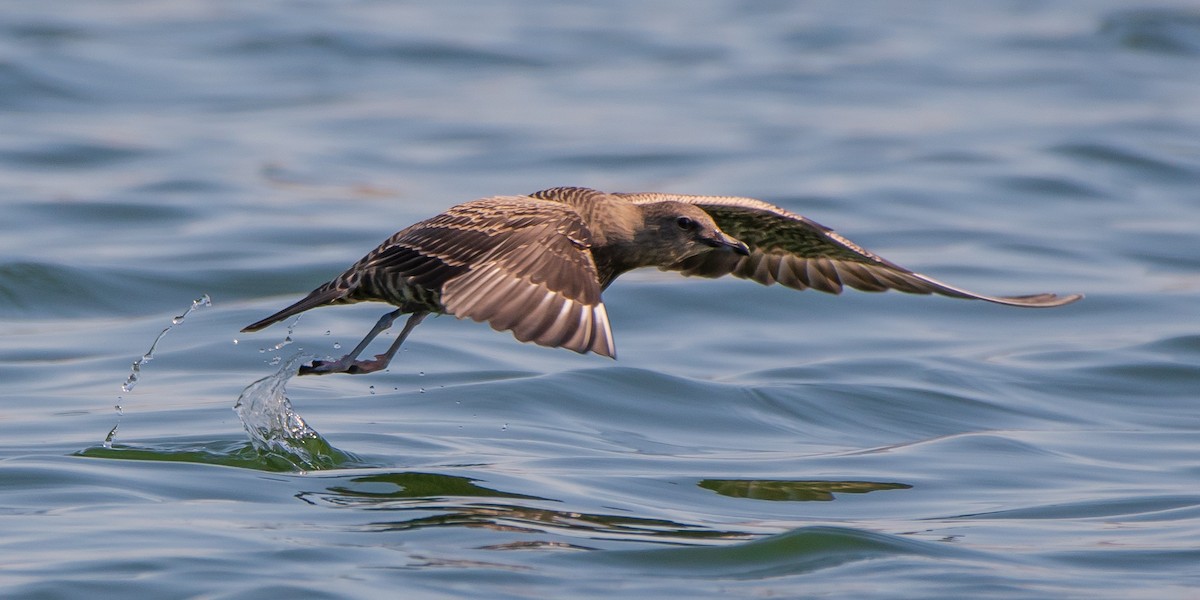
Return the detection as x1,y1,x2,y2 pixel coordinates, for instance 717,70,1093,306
436,198,616,357
615,192,1081,308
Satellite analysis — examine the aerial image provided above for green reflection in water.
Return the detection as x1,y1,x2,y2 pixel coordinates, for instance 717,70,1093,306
699,479,912,502
302,471,755,543
76,438,365,472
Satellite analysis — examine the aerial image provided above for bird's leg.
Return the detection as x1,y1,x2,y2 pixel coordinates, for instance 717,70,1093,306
299,310,428,376
300,309,400,375
353,311,428,374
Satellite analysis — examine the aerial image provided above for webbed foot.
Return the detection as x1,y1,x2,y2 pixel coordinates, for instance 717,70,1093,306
299,353,392,376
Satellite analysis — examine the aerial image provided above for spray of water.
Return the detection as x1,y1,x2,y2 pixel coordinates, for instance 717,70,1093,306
107,294,211,448
232,353,338,470
121,294,212,394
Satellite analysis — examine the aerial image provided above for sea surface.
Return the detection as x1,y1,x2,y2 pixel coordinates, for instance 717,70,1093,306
2,1,1199,598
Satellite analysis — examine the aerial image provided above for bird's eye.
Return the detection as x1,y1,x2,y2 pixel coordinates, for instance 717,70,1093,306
676,216,695,230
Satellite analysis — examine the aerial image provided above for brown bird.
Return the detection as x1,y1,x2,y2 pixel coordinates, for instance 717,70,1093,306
241,186,1081,375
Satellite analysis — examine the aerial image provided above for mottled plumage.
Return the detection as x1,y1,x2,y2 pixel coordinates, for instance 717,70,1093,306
242,187,1081,375
614,192,1076,305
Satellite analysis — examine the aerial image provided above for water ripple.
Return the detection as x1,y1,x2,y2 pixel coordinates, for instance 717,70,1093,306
1100,8,1200,56
585,526,975,579
226,33,548,68
0,140,150,169
1050,141,1198,181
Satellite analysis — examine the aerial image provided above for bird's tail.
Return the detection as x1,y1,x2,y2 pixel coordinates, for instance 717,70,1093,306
241,287,345,332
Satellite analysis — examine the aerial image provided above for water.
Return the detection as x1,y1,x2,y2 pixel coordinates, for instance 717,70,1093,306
3,1,1199,597
121,294,211,394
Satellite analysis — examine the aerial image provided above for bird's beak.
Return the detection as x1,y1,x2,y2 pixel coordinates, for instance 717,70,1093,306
704,232,750,256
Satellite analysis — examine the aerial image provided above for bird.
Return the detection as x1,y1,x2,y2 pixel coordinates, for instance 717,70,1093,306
241,186,1081,375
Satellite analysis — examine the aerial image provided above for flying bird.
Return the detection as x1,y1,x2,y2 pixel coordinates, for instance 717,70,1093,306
242,187,1081,375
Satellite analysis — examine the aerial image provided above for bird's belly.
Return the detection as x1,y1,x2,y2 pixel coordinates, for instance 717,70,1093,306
353,275,446,314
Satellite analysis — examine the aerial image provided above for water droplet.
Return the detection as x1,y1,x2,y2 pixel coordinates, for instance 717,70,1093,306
324,330,331,336
233,339,239,345
369,385,376,395
333,342,342,350
103,423,119,449
501,423,508,431
270,335,294,351
419,387,425,393
418,371,425,376
120,295,211,394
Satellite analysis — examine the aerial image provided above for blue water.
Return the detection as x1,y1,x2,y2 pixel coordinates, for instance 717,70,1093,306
3,1,1199,597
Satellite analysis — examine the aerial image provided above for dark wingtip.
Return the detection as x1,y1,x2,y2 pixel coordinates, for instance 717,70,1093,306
994,292,1084,308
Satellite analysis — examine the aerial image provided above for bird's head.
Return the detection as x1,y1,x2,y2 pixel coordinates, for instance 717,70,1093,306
638,202,750,266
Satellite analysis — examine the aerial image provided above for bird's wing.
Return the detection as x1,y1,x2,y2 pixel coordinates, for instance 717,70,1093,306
615,193,1082,308
368,197,616,357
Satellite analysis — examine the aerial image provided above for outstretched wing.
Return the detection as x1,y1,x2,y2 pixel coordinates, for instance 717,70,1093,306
244,196,616,357
408,197,615,357
615,192,1081,308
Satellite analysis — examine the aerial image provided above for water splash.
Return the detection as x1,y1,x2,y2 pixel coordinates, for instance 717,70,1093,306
109,294,210,447
233,352,339,470
259,316,299,353
121,294,212,393
272,337,294,351
103,423,119,449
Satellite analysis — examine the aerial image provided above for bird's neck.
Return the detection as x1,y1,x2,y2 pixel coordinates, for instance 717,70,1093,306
588,205,657,289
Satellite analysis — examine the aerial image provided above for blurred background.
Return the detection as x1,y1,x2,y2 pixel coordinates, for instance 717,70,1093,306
1,1,1198,598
